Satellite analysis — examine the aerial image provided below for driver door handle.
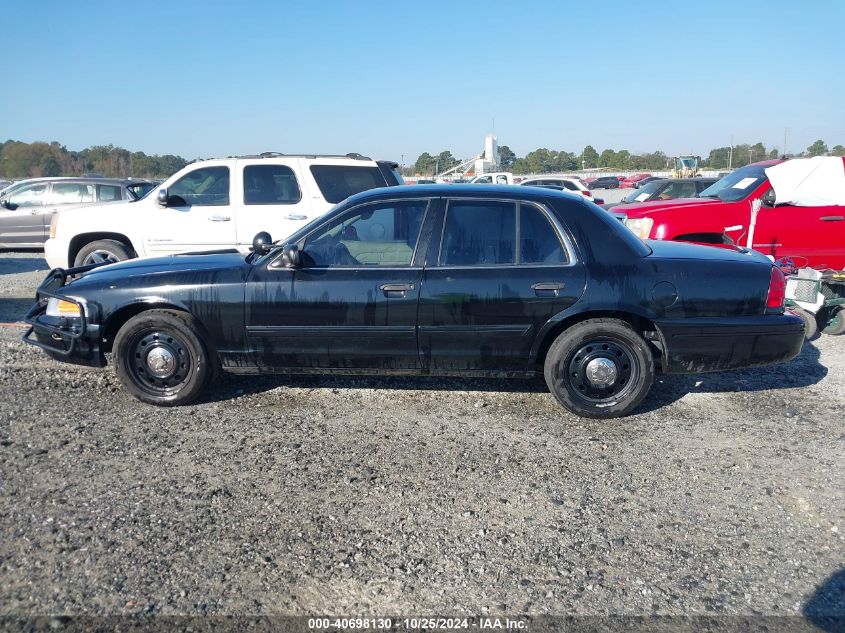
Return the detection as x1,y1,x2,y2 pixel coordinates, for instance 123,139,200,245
208,215,231,222
532,282,565,297
380,283,414,297
284,213,308,220
820,215,844,222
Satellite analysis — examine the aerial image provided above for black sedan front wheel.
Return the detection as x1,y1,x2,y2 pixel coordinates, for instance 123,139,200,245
544,319,655,419
113,310,215,406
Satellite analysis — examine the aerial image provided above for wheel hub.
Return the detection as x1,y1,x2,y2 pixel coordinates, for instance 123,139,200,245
585,357,618,387
566,339,636,402
145,346,176,378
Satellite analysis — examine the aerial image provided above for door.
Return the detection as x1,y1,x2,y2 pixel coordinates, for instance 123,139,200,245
144,165,237,255
235,160,315,247
0,182,49,246
418,199,586,373
753,192,845,268
245,199,432,370
44,182,96,238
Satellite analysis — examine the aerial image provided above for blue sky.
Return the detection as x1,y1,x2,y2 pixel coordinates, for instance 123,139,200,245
2,0,843,163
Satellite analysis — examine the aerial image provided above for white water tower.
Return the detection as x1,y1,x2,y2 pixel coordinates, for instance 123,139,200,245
484,133,500,167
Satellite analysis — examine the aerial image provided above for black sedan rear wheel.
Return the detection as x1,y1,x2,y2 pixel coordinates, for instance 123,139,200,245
544,318,654,419
113,310,215,406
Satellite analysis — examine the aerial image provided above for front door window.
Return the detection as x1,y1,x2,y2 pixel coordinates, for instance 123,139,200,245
302,201,427,267
168,166,230,206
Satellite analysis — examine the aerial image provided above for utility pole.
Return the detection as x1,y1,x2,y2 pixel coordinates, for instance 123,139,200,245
783,127,788,157
728,135,733,170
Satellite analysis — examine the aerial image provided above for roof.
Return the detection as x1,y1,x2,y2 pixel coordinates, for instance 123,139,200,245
3,176,153,186
347,183,586,205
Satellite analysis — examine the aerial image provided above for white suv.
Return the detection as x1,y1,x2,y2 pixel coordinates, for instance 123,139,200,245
45,153,402,269
518,176,594,200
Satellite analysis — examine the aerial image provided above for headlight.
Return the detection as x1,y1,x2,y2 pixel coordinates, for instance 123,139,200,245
49,213,59,239
46,297,84,318
625,217,654,239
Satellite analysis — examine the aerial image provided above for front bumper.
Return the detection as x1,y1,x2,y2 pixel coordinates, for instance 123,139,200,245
21,266,107,368
656,313,805,374
44,237,70,270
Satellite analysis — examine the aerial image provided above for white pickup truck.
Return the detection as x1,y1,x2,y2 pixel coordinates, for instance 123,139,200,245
467,172,515,185
45,152,402,269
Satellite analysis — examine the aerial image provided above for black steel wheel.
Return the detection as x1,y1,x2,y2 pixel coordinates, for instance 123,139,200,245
113,310,215,406
544,318,655,419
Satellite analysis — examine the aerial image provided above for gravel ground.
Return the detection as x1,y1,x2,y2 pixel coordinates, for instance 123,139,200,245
0,252,842,622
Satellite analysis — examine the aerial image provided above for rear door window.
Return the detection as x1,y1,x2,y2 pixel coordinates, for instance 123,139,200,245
49,183,95,205
439,200,516,266
309,165,387,204
244,164,301,205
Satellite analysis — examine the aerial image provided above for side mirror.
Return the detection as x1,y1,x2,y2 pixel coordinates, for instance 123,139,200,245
762,189,776,207
281,244,301,268
156,188,169,207
251,231,273,255
0,199,10,210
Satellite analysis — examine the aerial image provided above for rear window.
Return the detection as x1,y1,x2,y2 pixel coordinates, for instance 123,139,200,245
97,185,121,202
309,165,387,204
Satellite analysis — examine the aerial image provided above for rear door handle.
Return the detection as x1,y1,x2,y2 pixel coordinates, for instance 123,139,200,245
208,215,231,222
532,282,565,297
284,213,308,220
380,283,414,297
820,215,844,222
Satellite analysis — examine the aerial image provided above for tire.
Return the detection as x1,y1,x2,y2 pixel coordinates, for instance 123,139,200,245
792,307,818,340
74,239,133,267
822,307,845,336
544,318,655,419
113,310,216,406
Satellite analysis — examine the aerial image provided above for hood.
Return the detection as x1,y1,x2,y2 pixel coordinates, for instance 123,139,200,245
645,239,771,265
617,197,720,217
67,251,248,288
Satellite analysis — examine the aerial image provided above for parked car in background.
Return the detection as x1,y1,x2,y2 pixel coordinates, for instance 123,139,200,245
416,179,437,184
587,176,621,190
604,177,716,210
620,173,652,188
0,177,156,249
617,159,845,269
634,176,663,188
468,172,515,184
25,184,803,419
44,153,403,268
519,176,595,200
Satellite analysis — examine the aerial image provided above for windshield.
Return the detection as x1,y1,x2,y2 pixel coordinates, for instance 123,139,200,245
698,164,768,202
622,180,665,203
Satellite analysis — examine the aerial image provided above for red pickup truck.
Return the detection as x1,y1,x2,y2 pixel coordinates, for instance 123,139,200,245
616,159,845,269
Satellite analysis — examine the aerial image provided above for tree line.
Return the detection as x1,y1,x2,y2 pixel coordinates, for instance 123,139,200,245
411,139,845,176
0,140,189,180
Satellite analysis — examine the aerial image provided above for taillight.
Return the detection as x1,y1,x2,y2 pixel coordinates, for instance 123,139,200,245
583,190,592,197
766,266,786,310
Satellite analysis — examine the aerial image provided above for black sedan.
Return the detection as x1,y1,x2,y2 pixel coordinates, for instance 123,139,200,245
23,185,804,419
603,177,717,211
